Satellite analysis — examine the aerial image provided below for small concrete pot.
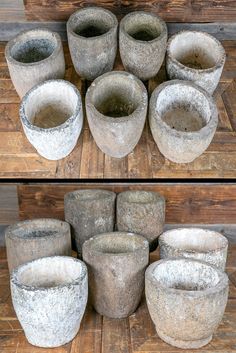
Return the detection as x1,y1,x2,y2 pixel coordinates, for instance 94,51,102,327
145,258,229,349
159,228,228,271
64,189,116,254
149,79,218,163
19,79,83,160
67,7,118,81
166,31,226,94
5,218,71,273
11,256,88,348
82,232,149,318
119,11,167,81
86,71,148,158
5,28,65,98
117,190,165,251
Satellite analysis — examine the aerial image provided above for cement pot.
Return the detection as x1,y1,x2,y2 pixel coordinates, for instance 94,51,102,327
5,28,65,98
11,256,88,347
149,79,218,163
145,258,229,349
64,189,116,254
86,71,148,158
166,31,226,94
117,190,165,251
82,232,149,318
67,7,118,81
119,11,167,81
19,79,83,160
159,228,228,271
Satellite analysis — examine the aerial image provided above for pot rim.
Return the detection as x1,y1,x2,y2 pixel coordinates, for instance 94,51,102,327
64,188,116,202
117,190,165,205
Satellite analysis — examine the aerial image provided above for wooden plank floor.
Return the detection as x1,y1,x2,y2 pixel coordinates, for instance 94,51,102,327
0,41,236,178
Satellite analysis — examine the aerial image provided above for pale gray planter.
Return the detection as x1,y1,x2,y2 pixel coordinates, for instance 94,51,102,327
5,28,65,98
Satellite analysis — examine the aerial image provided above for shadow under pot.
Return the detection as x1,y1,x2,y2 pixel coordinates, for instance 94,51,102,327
5,28,65,98
86,71,148,158
67,7,118,81
82,232,149,318
19,79,83,160
11,256,88,347
145,258,229,349
166,31,226,94
119,11,167,81
149,79,218,163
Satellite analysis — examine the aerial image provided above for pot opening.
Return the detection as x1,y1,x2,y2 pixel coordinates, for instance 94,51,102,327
9,219,65,239
120,190,160,204
67,189,114,201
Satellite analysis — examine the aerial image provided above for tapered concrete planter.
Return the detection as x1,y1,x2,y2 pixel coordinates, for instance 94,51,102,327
64,189,116,254
5,28,65,98
145,258,228,349
166,31,226,94
119,11,167,80
11,256,88,348
86,71,148,158
67,7,118,81
159,228,228,271
82,232,149,318
20,79,83,160
117,190,165,251
5,218,71,273
149,80,218,163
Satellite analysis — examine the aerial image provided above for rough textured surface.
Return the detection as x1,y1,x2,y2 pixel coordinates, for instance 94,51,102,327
5,28,65,98
145,258,229,349
86,71,148,158
82,232,149,318
149,79,218,163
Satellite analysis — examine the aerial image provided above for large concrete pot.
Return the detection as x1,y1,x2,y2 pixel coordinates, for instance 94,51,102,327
11,256,88,347
20,79,83,160
64,189,116,254
5,28,65,98
5,218,71,273
159,228,228,271
166,31,226,94
145,258,228,349
67,7,118,81
119,11,167,80
117,190,165,251
149,79,218,163
82,232,149,318
86,71,148,158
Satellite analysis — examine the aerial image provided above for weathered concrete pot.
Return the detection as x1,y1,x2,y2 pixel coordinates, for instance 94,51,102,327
119,11,167,80
82,232,149,318
64,189,116,254
149,79,218,163
159,228,228,271
166,31,226,94
19,79,83,160
145,258,229,349
67,7,118,81
86,71,148,158
11,256,88,347
117,190,165,251
5,28,65,98
5,218,71,273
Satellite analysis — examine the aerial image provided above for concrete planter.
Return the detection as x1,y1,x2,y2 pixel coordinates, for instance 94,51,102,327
5,218,71,273
166,31,226,94
117,190,165,251
67,7,118,81
11,256,88,347
149,79,218,163
82,232,149,318
159,228,228,271
119,11,167,80
19,79,83,160
145,258,228,349
64,189,116,254
86,71,148,158
5,28,65,98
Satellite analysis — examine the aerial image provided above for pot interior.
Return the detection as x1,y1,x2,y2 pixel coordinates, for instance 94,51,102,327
66,189,114,201
119,190,161,204
9,219,65,239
